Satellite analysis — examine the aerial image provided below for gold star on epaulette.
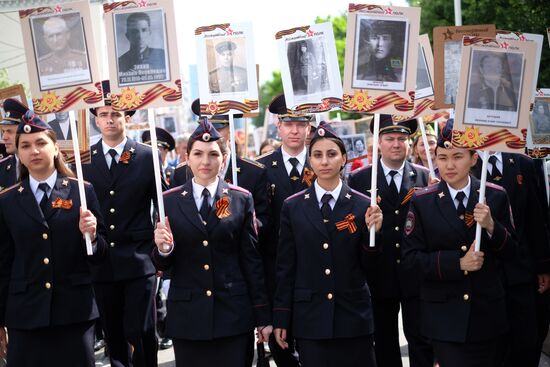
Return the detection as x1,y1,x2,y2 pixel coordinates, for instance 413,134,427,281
18,186,24,193
181,191,188,196
304,193,310,199
438,192,445,198
494,176,502,181
272,161,277,167
345,193,352,199
62,179,69,187
223,188,229,194
130,147,135,153
92,149,98,155
290,176,299,181
236,167,241,173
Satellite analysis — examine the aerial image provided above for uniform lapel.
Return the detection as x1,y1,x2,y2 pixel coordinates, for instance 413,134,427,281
398,162,416,204
271,149,293,196
331,184,355,234
435,181,469,242
304,186,329,238
500,153,517,196
177,181,207,234
377,161,396,206
91,141,111,182
111,139,135,184
16,179,48,228
206,180,226,233
45,175,72,221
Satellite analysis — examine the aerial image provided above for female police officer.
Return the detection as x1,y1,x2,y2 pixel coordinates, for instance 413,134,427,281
152,119,271,366
0,111,106,366
272,121,383,366
401,120,518,366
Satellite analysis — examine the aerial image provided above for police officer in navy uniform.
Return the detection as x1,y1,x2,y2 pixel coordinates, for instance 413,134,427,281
256,94,314,367
171,99,269,231
348,115,432,367
402,119,519,366
0,98,29,190
472,151,550,366
142,127,176,187
82,81,165,367
0,112,107,366
152,119,272,366
273,121,382,366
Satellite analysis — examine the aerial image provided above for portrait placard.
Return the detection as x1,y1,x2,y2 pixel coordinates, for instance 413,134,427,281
104,0,182,110
53,110,91,164
547,27,550,47
0,85,27,118
525,89,550,157
19,2,103,113
276,22,342,113
453,37,537,153
342,4,420,115
196,22,258,115
433,24,496,109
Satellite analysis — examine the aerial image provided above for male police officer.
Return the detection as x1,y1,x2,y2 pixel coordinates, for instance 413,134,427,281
82,81,165,367
348,115,432,367
0,99,28,190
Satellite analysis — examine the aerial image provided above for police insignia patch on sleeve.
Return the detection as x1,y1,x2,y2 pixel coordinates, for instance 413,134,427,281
404,211,415,236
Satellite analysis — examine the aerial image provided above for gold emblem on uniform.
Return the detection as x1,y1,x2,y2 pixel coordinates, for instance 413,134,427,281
345,193,351,199
18,186,24,193
272,161,277,167
304,193,310,199
92,149,98,155
62,179,69,187
222,188,229,194
438,192,445,198
181,191,188,196
290,176,299,181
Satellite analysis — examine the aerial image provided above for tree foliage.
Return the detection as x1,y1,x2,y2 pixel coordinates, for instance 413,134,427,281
410,0,550,87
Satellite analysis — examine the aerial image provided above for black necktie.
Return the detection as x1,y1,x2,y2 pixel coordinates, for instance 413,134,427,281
38,182,50,214
321,193,333,223
488,155,502,182
289,158,301,192
199,188,211,221
455,191,466,219
108,149,118,175
388,170,399,199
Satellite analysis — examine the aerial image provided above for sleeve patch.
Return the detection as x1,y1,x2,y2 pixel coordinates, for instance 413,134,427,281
404,210,415,236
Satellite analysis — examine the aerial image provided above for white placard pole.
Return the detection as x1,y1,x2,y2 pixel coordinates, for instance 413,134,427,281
369,114,380,247
418,117,436,180
474,151,489,252
228,114,239,186
148,112,168,251
454,0,462,26
69,115,93,256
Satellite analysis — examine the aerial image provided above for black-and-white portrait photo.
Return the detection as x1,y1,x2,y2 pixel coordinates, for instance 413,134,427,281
531,100,550,134
30,12,92,91
342,134,367,159
207,38,249,94
416,47,433,99
115,9,170,86
353,16,408,90
443,40,461,104
286,38,330,96
46,111,75,141
465,50,523,127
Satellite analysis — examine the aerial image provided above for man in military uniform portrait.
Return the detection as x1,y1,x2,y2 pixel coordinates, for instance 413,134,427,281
34,15,91,89
208,40,248,94
117,11,168,85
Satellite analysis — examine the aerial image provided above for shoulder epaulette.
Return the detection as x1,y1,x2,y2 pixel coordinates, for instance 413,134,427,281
0,183,19,196
415,184,439,197
486,182,506,192
285,188,309,202
163,185,183,196
176,161,188,169
67,177,91,186
241,157,265,169
227,184,251,195
136,141,151,148
0,155,13,164
255,150,275,161
411,163,429,172
349,164,373,177
349,189,370,201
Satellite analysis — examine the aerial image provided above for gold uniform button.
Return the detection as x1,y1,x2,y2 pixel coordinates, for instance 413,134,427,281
42,233,48,240
463,294,470,301
396,259,401,264
327,293,333,300
202,240,208,247
110,242,115,247
461,245,468,252
110,208,115,213
395,243,400,248
325,269,331,275
110,225,115,230
109,190,115,196
464,270,469,275
395,210,399,215
43,258,50,265
204,264,210,271
323,243,329,250
206,290,212,297
45,282,51,289
395,226,399,231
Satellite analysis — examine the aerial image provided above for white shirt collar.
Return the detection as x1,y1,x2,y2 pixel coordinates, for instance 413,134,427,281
281,146,307,168
380,159,405,177
102,137,128,158
192,177,219,202
29,170,58,195
314,179,343,205
447,176,472,202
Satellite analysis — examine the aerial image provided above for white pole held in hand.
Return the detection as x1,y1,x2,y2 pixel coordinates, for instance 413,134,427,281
475,151,489,252
69,113,93,256
229,114,239,186
369,114,380,247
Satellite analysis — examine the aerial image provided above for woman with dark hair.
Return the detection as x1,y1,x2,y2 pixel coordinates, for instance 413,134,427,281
402,119,518,366
152,119,272,366
0,111,106,366
273,121,382,366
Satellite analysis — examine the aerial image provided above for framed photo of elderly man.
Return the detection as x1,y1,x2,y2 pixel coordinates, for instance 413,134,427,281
29,12,92,91
114,9,170,86
453,37,538,153
527,90,550,147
